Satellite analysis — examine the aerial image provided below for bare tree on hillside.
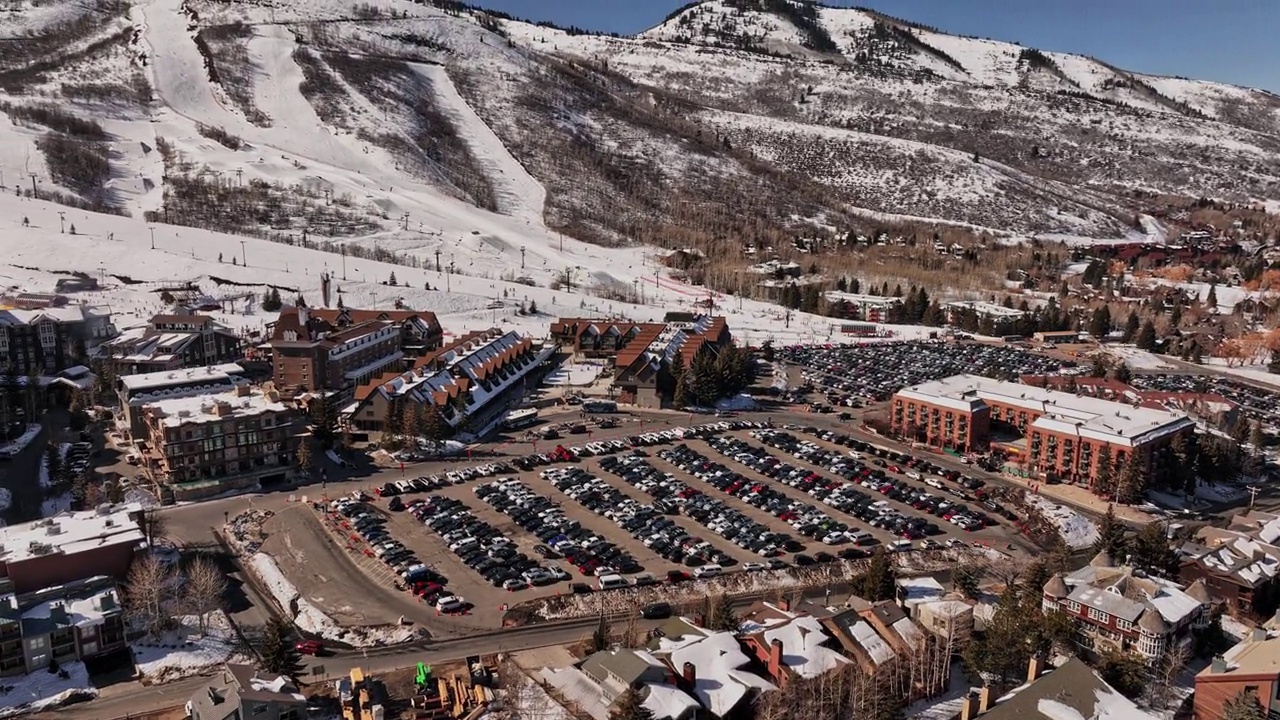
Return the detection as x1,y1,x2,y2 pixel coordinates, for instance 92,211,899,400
184,556,228,634
126,554,178,636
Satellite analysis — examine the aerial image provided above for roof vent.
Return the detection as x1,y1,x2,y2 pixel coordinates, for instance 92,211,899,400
45,523,62,536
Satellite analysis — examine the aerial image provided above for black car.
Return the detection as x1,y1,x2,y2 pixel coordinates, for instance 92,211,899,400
387,496,405,511
794,554,816,566
569,583,593,594
641,602,673,620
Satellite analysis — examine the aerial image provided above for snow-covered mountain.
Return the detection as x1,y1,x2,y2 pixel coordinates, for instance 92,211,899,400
0,0,1277,260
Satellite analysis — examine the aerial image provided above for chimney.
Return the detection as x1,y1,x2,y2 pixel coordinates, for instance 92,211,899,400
1211,655,1227,674
235,384,251,397
1253,628,1268,643
298,305,309,326
769,638,783,679
778,597,790,613
978,685,993,713
681,662,696,687
1027,654,1044,683
960,692,981,720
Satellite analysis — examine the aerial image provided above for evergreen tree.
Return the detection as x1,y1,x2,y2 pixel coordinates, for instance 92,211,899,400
1130,521,1177,578
610,688,655,720
1089,356,1108,378
1135,320,1157,350
1112,362,1132,384
953,561,983,599
44,445,64,490
857,547,896,601
310,394,338,449
1116,452,1148,504
1121,311,1140,342
590,614,609,652
384,398,404,440
1206,283,1219,309
1169,433,1194,496
528,300,538,314
1093,504,1127,558
1269,348,1280,375
1221,687,1266,720
1088,305,1112,338
760,340,775,362
708,594,739,632
849,277,861,294
835,277,848,293
1094,446,1115,498
1170,302,1183,328
1249,421,1265,450
388,271,397,285
258,618,304,680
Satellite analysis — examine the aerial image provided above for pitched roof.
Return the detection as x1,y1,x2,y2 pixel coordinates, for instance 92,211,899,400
979,657,1160,720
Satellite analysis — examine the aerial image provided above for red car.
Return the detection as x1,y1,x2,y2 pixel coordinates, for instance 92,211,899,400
295,640,324,655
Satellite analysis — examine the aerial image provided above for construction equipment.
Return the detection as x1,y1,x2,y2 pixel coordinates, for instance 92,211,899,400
339,668,387,720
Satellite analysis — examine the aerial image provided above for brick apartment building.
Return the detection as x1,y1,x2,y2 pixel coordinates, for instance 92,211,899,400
100,312,242,375
550,314,732,408
1177,514,1280,618
1043,552,1211,663
140,384,297,499
347,329,550,435
1195,631,1280,720
0,504,145,594
0,304,115,375
891,375,1194,489
266,306,443,397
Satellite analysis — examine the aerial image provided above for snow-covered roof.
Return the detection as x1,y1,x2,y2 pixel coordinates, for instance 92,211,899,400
979,657,1161,720
758,615,851,679
899,374,1193,447
21,584,120,629
0,303,110,326
119,363,246,392
897,576,946,608
945,300,1027,319
142,387,287,428
822,292,902,307
655,629,775,716
1204,633,1280,678
1062,565,1206,627
0,504,143,564
850,620,895,665
642,683,700,720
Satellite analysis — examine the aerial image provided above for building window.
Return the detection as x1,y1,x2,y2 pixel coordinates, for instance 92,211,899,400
1117,619,1133,632
1067,601,1081,613
1087,607,1109,623
27,637,46,650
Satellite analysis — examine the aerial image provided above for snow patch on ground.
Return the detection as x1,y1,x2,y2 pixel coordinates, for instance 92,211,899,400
542,361,604,387
1098,345,1174,371
133,610,245,682
0,660,96,718
0,425,40,457
249,553,420,647
1026,494,1099,550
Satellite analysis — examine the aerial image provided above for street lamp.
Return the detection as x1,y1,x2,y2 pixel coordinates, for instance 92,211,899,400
240,240,247,267
57,212,65,234
149,226,156,250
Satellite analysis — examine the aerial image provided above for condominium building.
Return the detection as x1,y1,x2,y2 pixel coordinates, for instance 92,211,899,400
347,328,551,435
0,304,115,375
821,292,902,323
891,374,1194,489
139,384,297,500
0,577,127,676
100,313,242,375
1042,552,1211,663
266,306,443,397
116,363,249,440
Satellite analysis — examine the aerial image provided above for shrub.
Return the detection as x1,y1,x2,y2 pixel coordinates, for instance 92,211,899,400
195,123,243,150
36,132,110,194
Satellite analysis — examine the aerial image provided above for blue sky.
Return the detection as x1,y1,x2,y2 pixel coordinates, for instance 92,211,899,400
469,0,1280,92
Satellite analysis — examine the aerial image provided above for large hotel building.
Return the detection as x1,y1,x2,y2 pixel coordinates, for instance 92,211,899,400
890,375,1194,488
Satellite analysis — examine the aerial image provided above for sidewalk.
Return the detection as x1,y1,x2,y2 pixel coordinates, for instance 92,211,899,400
1000,472,1155,524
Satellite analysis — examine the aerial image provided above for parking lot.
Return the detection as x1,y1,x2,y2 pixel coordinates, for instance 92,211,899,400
778,340,1073,401
294,419,1030,631
1130,372,1280,429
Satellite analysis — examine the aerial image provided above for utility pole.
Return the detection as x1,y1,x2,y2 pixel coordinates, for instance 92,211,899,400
341,244,347,280
240,240,247,267
1249,485,1263,509
235,167,243,187
29,173,36,196
149,226,155,250
402,212,410,231
57,212,65,234
434,249,441,273
520,246,526,269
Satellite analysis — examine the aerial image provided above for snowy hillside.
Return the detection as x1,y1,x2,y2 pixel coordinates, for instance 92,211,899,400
0,0,1276,264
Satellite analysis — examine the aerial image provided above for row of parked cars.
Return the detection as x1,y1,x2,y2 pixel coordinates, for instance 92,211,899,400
797,427,1018,523
779,341,1070,401
375,462,515,498
1132,373,1280,429
598,453,773,567
674,440,896,555
329,495,459,611
412,494,533,601
534,467,663,577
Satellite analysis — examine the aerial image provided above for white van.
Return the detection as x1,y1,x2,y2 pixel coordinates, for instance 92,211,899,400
598,574,628,590
693,564,723,579
890,539,913,552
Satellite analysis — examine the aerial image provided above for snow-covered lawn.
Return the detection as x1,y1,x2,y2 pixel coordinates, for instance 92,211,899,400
1222,614,1253,643
0,660,96,718
0,425,40,457
1025,494,1099,550
1098,345,1174,371
248,553,419,648
132,610,246,683
542,361,604,386
1202,359,1280,391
